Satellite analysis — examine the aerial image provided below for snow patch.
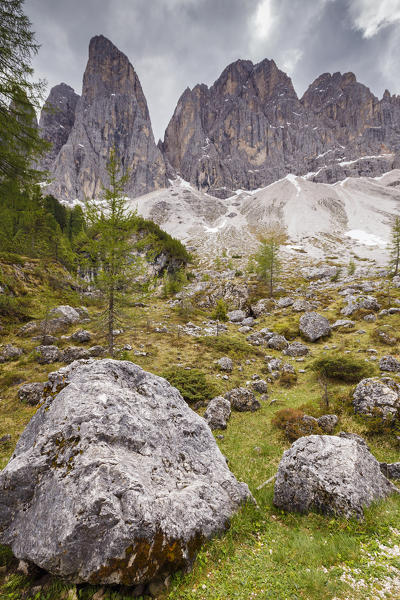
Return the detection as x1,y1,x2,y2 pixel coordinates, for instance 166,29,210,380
345,229,387,247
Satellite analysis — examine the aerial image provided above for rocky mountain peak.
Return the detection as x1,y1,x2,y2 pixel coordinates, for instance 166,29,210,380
42,35,166,202
38,83,79,172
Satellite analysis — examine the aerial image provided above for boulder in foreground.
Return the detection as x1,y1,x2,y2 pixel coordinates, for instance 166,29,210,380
273,435,397,519
0,359,251,587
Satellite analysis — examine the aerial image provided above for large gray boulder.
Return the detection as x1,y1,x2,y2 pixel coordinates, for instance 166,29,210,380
273,435,397,519
204,396,231,430
299,312,331,342
353,377,400,420
0,359,250,586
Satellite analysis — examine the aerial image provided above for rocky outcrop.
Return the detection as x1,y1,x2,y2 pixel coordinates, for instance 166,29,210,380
163,58,322,197
163,62,400,196
0,359,251,586
44,35,166,202
299,312,331,342
38,83,80,172
353,377,400,421
273,435,397,519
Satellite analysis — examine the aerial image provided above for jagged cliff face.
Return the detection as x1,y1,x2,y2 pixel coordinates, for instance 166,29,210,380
38,83,79,172
43,35,166,202
163,59,323,196
163,62,400,197
40,38,400,201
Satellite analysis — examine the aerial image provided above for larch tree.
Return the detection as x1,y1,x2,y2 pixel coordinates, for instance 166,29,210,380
85,149,145,356
254,228,287,297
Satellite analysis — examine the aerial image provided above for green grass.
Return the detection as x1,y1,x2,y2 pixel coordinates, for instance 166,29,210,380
0,262,400,599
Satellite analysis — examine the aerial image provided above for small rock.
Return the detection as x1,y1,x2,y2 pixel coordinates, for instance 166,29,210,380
70,329,92,343
217,357,233,372
379,355,400,373
204,396,231,430
35,345,62,365
267,335,288,351
18,382,45,406
225,387,260,412
284,342,309,357
317,414,338,434
251,379,268,394
227,310,246,323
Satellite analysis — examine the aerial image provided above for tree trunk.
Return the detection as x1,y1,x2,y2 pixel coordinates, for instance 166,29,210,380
108,286,114,357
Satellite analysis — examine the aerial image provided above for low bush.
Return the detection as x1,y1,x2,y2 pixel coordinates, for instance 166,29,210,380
161,367,217,405
311,355,376,383
199,335,261,358
272,407,322,441
279,371,298,388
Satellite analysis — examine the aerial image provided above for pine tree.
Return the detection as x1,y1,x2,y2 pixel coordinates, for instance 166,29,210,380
86,150,144,356
390,216,400,277
0,0,48,182
254,229,287,297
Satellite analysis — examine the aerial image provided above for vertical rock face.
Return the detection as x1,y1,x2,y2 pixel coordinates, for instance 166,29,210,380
44,35,166,202
163,62,400,196
38,83,80,172
163,58,322,197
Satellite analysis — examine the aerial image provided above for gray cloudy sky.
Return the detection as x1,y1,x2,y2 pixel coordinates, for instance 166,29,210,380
25,0,400,141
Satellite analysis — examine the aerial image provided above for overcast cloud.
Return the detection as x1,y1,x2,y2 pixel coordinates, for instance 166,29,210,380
25,0,400,141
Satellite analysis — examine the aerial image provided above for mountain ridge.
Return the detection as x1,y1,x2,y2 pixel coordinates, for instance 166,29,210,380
39,35,400,202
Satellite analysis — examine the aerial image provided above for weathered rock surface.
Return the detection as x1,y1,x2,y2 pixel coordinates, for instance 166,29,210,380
251,299,271,318
204,396,231,430
267,335,288,351
299,312,331,342
251,379,268,394
379,355,400,372
227,310,246,323
38,83,80,172
291,300,313,313
62,346,91,364
341,295,380,316
301,266,337,280
380,463,400,480
317,414,338,434
353,377,400,420
0,359,251,585
34,345,62,365
217,357,233,372
44,35,166,202
284,342,309,357
0,344,23,363
225,387,260,412
273,435,397,519
70,329,92,343
18,383,45,406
